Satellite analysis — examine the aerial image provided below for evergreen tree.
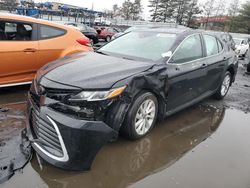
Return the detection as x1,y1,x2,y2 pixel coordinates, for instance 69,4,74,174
148,0,200,24
148,0,160,22
120,0,133,20
0,0,18,12
158,0,176,23
131,0,143,20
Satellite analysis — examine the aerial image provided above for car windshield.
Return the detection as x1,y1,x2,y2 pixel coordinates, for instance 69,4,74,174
98,31,177,62
234,38,242,45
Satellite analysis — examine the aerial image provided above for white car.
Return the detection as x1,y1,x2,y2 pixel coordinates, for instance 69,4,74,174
234,38,249,57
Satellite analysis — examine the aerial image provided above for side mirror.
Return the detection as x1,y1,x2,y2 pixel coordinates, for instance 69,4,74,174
161,51,173,58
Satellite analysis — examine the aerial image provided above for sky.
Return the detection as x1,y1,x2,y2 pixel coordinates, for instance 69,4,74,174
35,0,248,19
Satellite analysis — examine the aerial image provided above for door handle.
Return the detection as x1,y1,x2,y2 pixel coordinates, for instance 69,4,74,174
201,63,207,68
23,48,37,53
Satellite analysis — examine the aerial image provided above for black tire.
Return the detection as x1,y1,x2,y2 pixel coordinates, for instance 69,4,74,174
106,36,111,42
93,37,99,44
214,71,232,100
244,50,248,58
247,62,250,73
121,92,158,140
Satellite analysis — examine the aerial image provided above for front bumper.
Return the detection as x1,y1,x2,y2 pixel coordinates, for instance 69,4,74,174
26,94,118,171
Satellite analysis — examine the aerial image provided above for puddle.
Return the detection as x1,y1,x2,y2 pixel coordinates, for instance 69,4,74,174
2,105,238,188
130,109,250,188
0,103,32,184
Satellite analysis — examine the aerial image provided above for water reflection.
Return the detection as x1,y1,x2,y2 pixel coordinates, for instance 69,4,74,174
31,105,225,188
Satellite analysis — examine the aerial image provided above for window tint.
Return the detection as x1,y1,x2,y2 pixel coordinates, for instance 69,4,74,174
204,35,219,56
172,34,203,64
0,21,33,41
40,25,65,39
217,39,223,52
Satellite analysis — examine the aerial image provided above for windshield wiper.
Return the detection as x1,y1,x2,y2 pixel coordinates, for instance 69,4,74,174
95,51,109,56
122,56,135,61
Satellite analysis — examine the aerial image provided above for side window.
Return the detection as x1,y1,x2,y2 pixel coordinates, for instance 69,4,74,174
204,35,219,56
108,28,114,32
0,21,33,41
217,39,223,52
40,25,65,39
172,34,203,64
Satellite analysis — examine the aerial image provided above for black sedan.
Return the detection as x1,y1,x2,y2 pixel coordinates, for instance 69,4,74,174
27,28,238,171
77,24,99,44
56,21,99,44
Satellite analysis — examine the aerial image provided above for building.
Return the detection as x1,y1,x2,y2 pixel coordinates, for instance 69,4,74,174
196,16,230,31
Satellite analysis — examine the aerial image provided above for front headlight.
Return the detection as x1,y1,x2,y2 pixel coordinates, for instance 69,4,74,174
68,86,126,102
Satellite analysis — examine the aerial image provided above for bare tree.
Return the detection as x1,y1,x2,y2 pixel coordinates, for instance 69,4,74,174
228,0,240,31
186,0,201,27
202,0,216,30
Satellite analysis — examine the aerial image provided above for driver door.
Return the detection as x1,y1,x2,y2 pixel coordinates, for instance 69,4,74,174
166,34,208,114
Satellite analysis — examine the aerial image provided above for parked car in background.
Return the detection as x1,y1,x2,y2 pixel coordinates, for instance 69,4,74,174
233,38,249,58
55,21,99,44
94,26,120,42
111,26,153,40
0,14,92,88
247,61,250,73
27,28,238,171
207,31,236,50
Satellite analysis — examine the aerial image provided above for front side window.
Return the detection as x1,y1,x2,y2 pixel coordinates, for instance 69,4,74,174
98,31,177,62
204,35,219,56
0,21,33,41
40,25,65,39
172,34,203,64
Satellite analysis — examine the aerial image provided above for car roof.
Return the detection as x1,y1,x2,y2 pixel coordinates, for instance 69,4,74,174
0,13,74,30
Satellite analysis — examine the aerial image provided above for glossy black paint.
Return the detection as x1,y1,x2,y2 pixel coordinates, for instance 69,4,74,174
81,26,99,44
28,29,238,170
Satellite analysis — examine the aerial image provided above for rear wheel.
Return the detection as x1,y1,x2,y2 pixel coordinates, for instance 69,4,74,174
121,92,158,140
214,71,232,100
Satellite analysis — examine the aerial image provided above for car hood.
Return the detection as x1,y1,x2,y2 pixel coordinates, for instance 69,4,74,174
38,52,154,89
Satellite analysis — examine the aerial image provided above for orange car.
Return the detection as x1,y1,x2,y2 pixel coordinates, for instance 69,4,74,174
0,13,93,87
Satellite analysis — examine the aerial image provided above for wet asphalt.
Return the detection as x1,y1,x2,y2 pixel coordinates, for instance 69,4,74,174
0,60,250,188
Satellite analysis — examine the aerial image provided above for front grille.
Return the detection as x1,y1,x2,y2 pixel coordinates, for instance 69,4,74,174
31,108,63,157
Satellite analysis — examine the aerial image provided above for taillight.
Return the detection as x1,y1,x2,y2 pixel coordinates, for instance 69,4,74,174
76,37,91,47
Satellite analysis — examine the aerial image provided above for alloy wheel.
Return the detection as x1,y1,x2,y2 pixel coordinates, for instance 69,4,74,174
134,99,156,135
221,74,231,96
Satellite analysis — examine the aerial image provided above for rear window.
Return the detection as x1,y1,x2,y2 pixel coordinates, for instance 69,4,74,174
39,25,66,39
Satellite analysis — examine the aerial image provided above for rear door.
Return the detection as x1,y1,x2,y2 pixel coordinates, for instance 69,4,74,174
0,20,38,86
166,34,208,114
202,34,226,92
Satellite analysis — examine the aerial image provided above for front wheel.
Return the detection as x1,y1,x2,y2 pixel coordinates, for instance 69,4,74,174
121,92,158,140
214,71,232,100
